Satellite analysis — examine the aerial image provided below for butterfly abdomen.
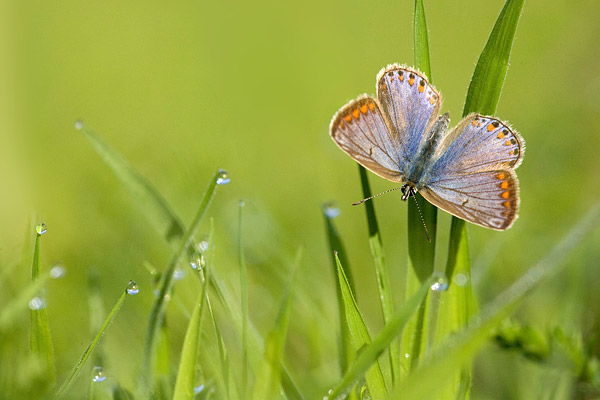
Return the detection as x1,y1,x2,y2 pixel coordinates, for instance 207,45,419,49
406,112,450,187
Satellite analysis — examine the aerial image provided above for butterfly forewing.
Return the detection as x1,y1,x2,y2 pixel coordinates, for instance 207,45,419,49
376,65,442,164
420,169,519,230
330,95,405,182
433,114,525,174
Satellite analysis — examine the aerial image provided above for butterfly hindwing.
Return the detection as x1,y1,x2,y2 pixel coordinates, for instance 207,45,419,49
376,64,442,165
330,95,405,182
420,169,519,230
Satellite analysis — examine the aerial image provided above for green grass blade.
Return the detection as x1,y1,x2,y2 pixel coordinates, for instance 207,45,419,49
239,201,249,398
322,204,355,379
435,1,525,396
142,170,220,387
78,123,185,244
463,0,525,116
206,293,240,400
208,263,303,400
55,280,138,399
172,227,212,400
328,275,434,399
251,259,297,400
335,254,387,399
391,200,600,399
29,223,56,391
0,271,50,330
357,166,399,383
401,0,437,374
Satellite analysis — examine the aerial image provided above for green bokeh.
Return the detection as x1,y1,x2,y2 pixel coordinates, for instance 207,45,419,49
2,0,600,397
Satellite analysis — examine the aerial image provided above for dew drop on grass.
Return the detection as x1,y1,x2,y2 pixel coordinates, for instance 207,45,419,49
324,204,341,218
430,274,449,292
198,240,209,252
189,250,206,271
453,272,469,287
74,119,84,130
216,169,230,185
29,296,46,310
50,264,66,279
194,384,205,394
173,268,186,281
92,366,106,383
35,223,47,235
126,280,139,295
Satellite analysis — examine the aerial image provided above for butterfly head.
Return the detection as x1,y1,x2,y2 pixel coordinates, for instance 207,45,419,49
401,183,417,201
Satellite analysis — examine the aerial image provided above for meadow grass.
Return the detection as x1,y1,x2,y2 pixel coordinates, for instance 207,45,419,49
1,0,600,399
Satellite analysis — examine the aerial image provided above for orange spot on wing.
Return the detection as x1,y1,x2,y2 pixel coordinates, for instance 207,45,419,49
345,115,352,122
418,85,424,93
503,201,511,208
497,131,505,139
352,109,360,119
409,78,415,86
501,191,510,199
429,98,435,105
509,150,515,155
360,104,368,114
505,140,512,146
369,102,375,111
500,181,509,189
487,124,496,132
496,172,506,180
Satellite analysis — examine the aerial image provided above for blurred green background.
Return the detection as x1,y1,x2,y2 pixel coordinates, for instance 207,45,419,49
2,0,600,397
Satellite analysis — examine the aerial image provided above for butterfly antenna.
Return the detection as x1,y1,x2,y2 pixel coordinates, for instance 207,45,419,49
411,194,431,242
352,186,404,206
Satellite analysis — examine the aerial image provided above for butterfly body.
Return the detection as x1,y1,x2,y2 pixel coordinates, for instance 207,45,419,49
330,64,525,230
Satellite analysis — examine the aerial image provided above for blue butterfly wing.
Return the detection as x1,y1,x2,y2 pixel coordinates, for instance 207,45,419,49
376,64,442,168
330,95,405,182
421,114,525,230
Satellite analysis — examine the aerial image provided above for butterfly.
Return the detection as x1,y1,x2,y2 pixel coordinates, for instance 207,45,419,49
330,64,525,230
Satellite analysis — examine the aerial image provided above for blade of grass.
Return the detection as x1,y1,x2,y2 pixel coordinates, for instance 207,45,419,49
357,166,399,383
335,253,387,399
172,221,213,400
401,0,437,374
55,280,138,399
463,0,525,116
435,0,525,396
239,201,249,398
142,170,220,388
78,123,185,243
251,255,298,400
29,223,56,391
328,274,435,399
322,204,356,383
391,200,600,399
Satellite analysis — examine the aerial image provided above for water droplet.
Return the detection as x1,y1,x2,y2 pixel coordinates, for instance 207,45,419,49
239,199,245,207
173,268,186,281
194,384,205,394
453,273,469,287
29,296,46,310
74,119,84,130
50,264,66,279
198,240,209,252
430,274,449,292
324,205,341,218
35,223,47,235
92,366,106,383
404,353,410,359
189,251,206,271
126,280,139,295
216,169,230,185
